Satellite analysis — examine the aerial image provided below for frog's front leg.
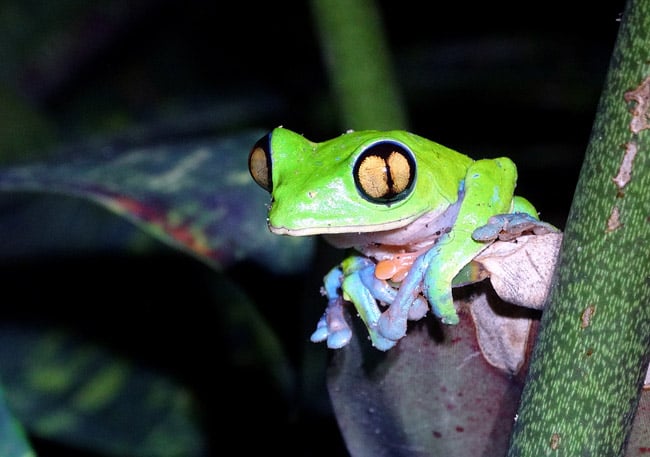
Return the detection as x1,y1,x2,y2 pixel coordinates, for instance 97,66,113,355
378,158,519,339
420,229,485,324
376,234,476,341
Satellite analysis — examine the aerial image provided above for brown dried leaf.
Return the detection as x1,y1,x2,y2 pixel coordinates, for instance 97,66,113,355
472,232,563,309
468,290,537,375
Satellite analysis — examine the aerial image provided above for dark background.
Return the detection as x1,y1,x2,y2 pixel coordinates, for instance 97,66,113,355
0,1,628,455
10,1,627,224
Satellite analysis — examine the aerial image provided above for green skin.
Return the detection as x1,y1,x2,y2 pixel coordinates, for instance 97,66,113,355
250,127,540,349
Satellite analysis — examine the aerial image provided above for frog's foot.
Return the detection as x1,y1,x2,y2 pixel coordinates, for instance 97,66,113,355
310,296,353,349
310,264,354,349
367,327,397,351
377,277,460,333
312,258,398,350
472,213,559,243
376,294,431,338
377,310,409,342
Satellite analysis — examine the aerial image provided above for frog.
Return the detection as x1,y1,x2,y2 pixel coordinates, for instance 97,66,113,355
249,127,556,350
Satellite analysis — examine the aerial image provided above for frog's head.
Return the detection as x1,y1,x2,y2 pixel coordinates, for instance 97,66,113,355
248,127,467,236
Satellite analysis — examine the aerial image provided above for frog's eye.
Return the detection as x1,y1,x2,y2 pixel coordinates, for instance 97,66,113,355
353,141,416,204
249,132,273,192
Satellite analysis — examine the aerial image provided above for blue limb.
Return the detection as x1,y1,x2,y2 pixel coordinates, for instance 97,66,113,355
310,265,352,349
377,251,432,341
358,266,429,320
342,268,396,350
311,256,397,350
421,247,461,325
472,212,559,242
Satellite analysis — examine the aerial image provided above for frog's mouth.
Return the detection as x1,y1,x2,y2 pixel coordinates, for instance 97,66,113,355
267,214,418,237
269,201,459,251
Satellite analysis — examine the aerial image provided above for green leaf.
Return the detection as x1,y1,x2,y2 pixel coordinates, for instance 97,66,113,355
0,386,36,457
0,130,314,274
0,324,205,457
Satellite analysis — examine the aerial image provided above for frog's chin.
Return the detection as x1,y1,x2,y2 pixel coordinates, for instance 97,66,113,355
270,204,458,250
268,217,414,237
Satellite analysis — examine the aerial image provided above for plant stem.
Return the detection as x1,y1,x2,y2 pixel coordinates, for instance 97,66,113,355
309,0,408,130
507,0,650,455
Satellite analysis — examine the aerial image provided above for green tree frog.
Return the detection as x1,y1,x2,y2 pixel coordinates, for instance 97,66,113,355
249,127,555,350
